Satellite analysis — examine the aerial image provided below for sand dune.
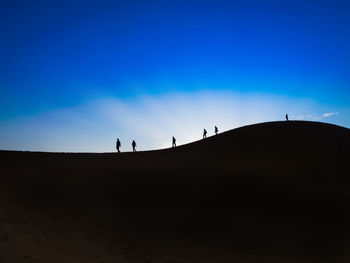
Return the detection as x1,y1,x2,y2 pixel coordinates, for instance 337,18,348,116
1,121,350,262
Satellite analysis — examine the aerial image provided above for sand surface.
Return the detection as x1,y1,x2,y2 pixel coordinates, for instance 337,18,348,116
1,121,350,262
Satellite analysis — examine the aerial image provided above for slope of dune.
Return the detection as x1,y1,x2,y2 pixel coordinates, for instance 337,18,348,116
0,121,350,263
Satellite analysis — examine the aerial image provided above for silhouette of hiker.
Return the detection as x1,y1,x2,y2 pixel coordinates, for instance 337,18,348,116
285,114,289,121
203,129,207,139
215,126,218,135
172,136,176,147
132,140,137,152
116,138,121,153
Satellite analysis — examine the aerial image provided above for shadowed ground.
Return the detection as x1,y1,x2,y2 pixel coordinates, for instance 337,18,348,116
1,121,350,262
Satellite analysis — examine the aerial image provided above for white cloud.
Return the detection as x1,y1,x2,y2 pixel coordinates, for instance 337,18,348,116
291,111,340,121
323,112,339,117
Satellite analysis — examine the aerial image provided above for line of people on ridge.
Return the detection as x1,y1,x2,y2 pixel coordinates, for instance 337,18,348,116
115,125,219,153
116,114,290,152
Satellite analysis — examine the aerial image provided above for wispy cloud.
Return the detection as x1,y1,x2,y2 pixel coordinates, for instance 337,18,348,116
291,112,340,121
323,112,339,117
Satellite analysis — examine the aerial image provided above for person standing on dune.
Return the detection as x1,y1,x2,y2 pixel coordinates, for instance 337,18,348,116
203,129,207,139
116,138,121,153
172,136,176,147
132,140,137,152
285,114,289,121
215,126,218,135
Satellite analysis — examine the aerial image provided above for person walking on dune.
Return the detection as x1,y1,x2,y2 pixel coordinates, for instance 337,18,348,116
215,126,218,135
132,140,137,152
285,114,289,121
172,136,176,147
203,129,207,139
116,138,121,153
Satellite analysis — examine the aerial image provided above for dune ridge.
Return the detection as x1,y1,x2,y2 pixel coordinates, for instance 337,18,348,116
1,121,350,263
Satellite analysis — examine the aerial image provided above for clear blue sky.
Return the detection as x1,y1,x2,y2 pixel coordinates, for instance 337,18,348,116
1,0,349,152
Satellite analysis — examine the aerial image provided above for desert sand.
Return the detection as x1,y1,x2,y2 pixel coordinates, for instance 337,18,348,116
1,121,350,263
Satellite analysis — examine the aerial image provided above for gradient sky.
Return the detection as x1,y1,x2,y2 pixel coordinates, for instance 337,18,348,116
1,0,349,152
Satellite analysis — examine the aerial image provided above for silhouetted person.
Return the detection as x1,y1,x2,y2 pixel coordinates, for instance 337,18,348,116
132,140,137,152
203,129,207,139
215,126,218,135
285,114,289,121
172,136,176,147
116,138,121,153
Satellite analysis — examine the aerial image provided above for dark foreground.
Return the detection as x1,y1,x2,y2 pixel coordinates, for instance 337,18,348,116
1,121,350,263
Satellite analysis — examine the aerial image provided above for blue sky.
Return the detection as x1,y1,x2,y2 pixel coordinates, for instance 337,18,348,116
1,0,349,152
